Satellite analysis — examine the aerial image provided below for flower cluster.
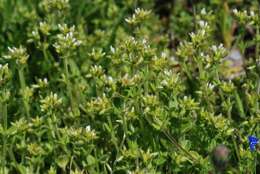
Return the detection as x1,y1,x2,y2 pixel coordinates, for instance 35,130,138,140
125,8,151,25
54,24,82,56
4,46,29,66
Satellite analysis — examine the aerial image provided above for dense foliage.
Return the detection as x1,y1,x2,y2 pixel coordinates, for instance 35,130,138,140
0,0,259,173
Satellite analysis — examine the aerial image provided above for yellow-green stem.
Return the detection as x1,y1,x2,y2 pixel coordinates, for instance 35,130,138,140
18,68,30,120
1,101,7,174
227,105,241,163
163,130,198,163
255,21,260,112
63,57,77,116
234,89,245,118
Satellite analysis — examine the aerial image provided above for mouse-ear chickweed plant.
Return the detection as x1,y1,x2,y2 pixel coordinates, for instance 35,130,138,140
0,1,259,173
4,46,31,120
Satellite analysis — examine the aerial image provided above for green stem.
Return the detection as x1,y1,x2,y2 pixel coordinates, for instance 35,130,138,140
227,105,241,164
222,1,232,49
1,101,7,174
234,89,245,118
105,6,128,51
255,22,260,113
63,57,78,116
256,24,259,64
256,13,260,168
2,101,7,130
107,116,119,153
18,68,30,120
43,41,52,78
163,130,198,163
9,137,18,165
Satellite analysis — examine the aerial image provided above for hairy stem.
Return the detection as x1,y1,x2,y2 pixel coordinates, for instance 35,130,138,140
18,68,30,120
163,130,198,163
1,101,7,174
63,57,78,116
234,89,245,118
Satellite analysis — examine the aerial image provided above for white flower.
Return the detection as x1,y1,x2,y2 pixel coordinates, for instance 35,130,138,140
250,11,255,17
207,83,215,90
110,46,115,53
39,21,45,27
107,76,113,82
212,45,217,52
135,8,141,14
163,70,171,76
161,51,167,58
43,78,48,84
201,8,206,15
200,29,206,36
198,20,208,28
86,125,91,132
189,32,195,38
161,80,168,86
142,39,147,44
7,47,15,53
32,31,37,36
233,9,238,14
